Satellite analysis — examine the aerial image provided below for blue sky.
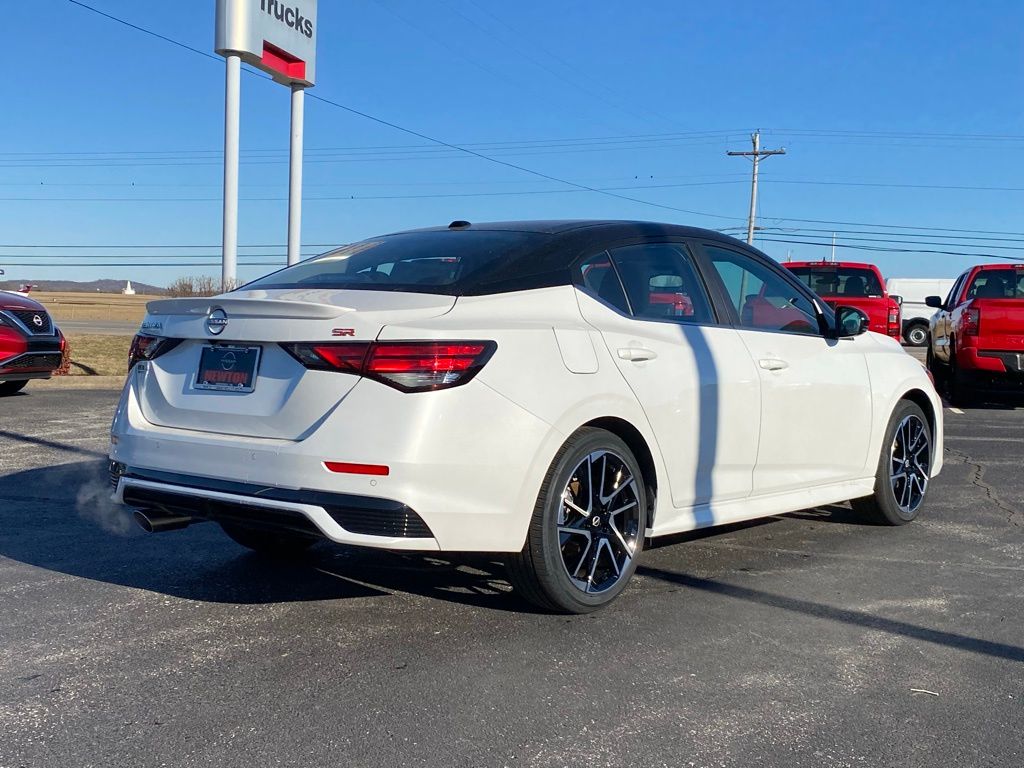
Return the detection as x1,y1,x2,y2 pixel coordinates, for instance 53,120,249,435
1,0,1022,287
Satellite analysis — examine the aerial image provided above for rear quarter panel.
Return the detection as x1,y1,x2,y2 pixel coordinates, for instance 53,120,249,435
864,334,944,477
376,285,675,539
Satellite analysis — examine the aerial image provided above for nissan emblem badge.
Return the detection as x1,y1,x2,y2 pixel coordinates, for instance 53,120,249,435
206,308,229,335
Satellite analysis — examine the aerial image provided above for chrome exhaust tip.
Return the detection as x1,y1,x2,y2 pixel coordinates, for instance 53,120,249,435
132,509,193,533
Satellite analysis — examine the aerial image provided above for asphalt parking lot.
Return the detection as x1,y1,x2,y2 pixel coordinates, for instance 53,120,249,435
1,386,1022,768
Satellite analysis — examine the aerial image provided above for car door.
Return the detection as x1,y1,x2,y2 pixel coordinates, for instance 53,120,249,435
574,241,761,513
932,272,967,364
696,242,874,494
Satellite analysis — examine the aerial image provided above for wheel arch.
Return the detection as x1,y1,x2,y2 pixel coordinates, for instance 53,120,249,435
898,388,937,439
581,416,659,527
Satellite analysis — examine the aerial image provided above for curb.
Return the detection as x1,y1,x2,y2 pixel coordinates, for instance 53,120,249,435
33,376,126,391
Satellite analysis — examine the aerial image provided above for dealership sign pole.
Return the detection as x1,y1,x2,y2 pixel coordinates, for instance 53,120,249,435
215,0,318,286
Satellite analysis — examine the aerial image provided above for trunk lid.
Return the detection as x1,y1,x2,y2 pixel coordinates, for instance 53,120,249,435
135,289,456,440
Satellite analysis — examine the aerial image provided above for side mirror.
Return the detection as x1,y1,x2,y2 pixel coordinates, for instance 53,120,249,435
924,295,943,309
891,294,903,306
834,305,870,337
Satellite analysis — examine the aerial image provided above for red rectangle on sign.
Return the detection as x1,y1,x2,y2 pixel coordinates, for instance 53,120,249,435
262,41,306,81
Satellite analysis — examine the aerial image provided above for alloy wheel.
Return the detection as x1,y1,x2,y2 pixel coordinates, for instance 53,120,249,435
557,450,642,594
890,414,931,514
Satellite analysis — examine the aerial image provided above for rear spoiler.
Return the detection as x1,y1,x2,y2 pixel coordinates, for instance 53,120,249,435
146,296,348,320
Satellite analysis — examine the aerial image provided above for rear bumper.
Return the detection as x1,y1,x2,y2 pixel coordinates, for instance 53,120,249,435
957,347,1024,377
113,464,439,550
109,367,560,553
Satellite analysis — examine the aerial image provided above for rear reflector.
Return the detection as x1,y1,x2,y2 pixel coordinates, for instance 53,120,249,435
324,461,390,476
282,340,496,392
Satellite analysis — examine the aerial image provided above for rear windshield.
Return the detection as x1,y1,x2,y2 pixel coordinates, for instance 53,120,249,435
966,269,1024,300
241,230,550,294
788,266,884,298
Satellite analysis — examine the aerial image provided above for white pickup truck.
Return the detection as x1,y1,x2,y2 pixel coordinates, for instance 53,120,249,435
887,277,955,346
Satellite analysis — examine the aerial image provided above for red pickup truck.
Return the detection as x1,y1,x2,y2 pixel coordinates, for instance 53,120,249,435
784,261,902,340
0,291,66,395
926,264,1024,405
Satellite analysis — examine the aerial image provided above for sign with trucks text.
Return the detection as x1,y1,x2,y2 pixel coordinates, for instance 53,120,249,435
215,0,318,87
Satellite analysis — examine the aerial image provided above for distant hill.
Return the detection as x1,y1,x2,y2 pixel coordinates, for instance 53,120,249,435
0,279,166,295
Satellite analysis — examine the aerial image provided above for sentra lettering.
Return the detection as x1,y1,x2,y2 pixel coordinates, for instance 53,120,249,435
260,0,314,38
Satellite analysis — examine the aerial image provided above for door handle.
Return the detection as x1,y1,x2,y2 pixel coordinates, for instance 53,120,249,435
758,358,789,371
617,347,658,362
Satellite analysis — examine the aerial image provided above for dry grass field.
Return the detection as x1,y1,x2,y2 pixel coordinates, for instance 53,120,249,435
30,292,151,324
64,334,132,376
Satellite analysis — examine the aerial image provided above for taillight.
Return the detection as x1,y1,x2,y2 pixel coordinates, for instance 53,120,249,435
886,299,901,337
128,335,182,370
281,340,496,392
288,342,370,372
962,308,980,337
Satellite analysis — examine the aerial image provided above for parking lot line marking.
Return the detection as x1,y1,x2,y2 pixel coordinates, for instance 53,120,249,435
948,407,965,415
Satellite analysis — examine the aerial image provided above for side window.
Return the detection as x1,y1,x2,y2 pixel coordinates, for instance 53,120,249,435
578,251,630,314
945,274,966,307
607,243,714,323
704,246,820,336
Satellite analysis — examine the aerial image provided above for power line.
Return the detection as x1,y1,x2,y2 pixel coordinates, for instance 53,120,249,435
0,180,748,203
762,178,1024,193
766,127,1024,142
65,1,741,223
0,243,337,249
757,237,1024,262
762,231,1024,251
755,226,1024,244
0,262,297,268
761,216,1024,238
0,130,745,158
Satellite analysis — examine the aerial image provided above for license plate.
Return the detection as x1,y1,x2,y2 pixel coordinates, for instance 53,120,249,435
194,345,261,393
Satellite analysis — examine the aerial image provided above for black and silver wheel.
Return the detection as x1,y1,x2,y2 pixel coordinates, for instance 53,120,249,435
905,322,929,347
220,523,317,557
508,428,647,613
852,400,932,525
0,380,28,396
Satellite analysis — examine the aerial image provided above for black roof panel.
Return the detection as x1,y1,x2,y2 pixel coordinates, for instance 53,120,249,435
401,219,730,239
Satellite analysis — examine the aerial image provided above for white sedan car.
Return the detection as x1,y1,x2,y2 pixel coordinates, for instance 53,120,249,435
109,220,942,612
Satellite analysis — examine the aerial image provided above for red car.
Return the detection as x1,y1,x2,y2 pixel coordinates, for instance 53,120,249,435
0,291,66,395
784,261,902,340
926,264,1024,405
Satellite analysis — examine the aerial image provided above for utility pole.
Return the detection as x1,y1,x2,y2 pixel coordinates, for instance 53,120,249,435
727,130,785,244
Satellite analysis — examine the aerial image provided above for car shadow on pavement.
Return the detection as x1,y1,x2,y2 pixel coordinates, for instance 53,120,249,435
0,459,530,611
637,565,1024,663
783,503,881,526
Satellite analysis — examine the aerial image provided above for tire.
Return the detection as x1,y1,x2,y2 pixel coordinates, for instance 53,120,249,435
507,427,647,613
219,523,316,557
925,345,945,387
0,380,28,396
905,322,929,347
851,400,933,525
946,344,976,408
